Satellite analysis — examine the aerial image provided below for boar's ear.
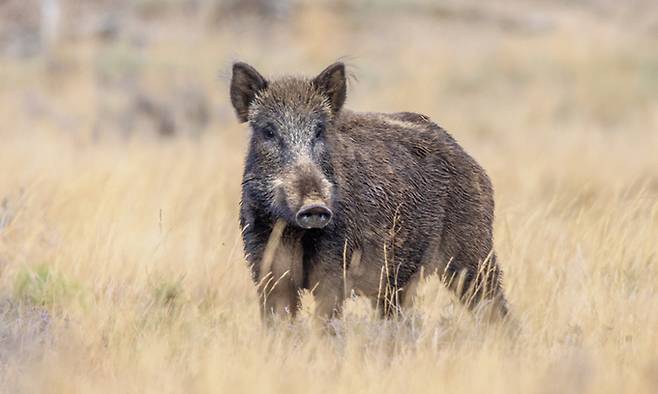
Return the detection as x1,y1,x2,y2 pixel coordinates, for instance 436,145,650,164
230,62,268,123
312,62,347,114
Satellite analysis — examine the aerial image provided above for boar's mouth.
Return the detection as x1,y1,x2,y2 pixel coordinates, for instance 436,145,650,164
295,203,333,229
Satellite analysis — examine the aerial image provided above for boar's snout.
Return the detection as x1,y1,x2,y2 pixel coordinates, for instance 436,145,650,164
295,204,333,229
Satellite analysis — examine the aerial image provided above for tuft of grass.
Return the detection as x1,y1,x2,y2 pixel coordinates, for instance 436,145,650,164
151,276,185,308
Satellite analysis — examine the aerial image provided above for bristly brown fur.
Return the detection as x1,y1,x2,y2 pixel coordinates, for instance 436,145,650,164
231,62,509,322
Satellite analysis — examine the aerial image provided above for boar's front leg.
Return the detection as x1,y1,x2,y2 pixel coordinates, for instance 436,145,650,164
246,220,304,321
259,240,303,320
306,254,345,322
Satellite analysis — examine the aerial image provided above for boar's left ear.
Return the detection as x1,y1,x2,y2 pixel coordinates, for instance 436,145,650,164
230,62,268,123
312,62,347,114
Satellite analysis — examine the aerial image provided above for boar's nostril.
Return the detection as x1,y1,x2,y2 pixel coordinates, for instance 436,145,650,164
295,204,333,229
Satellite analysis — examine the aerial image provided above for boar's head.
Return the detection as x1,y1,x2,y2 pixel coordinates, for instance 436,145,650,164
231,62,347,229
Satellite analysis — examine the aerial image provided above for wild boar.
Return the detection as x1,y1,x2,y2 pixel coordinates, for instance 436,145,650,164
230,61,509,322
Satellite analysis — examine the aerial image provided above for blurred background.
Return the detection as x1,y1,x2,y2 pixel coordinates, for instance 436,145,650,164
1,0,657,141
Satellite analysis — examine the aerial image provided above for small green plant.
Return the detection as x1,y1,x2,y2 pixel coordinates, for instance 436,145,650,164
14,264,81,308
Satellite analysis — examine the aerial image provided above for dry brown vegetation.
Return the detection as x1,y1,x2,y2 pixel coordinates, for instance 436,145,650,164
1,1,658,393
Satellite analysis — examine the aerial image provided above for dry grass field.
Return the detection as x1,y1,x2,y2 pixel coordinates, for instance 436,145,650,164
1,1,658,393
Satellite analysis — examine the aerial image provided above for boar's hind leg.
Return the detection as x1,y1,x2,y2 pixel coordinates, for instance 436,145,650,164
445,253,509,321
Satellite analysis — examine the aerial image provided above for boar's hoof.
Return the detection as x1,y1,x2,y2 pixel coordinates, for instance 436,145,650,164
295,204,333,229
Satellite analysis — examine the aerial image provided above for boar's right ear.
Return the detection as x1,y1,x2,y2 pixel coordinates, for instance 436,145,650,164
230,62,268,123
312,62,347,114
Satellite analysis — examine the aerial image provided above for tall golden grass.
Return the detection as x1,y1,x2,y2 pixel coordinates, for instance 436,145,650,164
1,2,657,393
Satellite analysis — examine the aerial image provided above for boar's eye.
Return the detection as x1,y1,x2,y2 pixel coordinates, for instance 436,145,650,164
260,123,276,139
314,123,325,140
